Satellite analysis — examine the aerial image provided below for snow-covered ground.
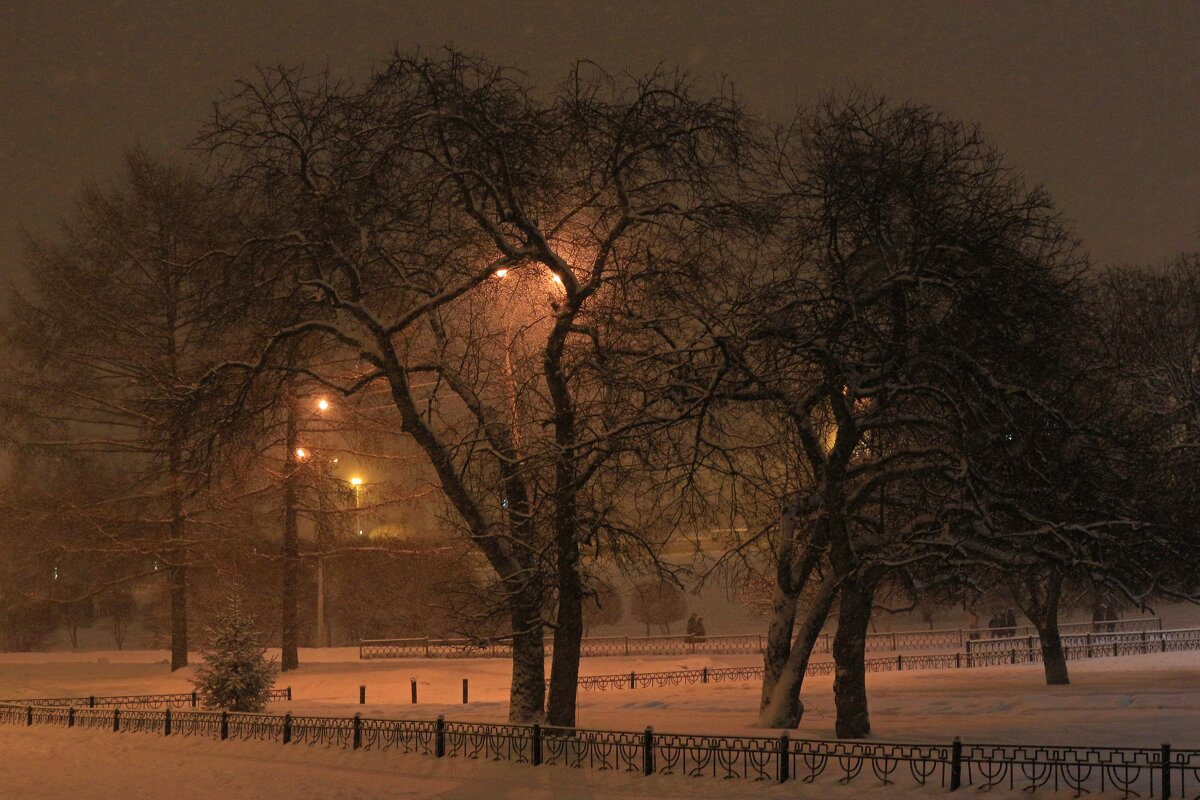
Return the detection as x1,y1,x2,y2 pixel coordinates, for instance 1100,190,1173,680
2,648,1197,746
2,647,1197,798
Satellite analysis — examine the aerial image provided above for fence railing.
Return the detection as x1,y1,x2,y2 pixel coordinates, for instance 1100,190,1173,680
359,616,1163,660
0,688,292,710
1,699,1196,797
573,627,1200,692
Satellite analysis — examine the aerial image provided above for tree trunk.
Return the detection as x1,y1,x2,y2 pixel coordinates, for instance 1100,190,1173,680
508,588,547,724
759,581,800,712
548,573,583,726
168,453,188,671
280,400,300,672
1016,571,1069,686
833,573,877,738
758,573,839,728
169,562,188,670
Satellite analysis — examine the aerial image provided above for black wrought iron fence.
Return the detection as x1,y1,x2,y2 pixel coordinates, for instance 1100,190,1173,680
359,617,1163,660
0,687,292,710
2,699,1196,797
573,627,1200,692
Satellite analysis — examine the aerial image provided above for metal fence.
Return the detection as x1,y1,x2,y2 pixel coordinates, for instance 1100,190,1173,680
0,688,292,710
359,617,1163,660
574,627,1200,692
1,699,1196,797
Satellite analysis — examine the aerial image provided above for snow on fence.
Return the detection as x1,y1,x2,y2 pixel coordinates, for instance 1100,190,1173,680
0,688,292,710
1,699,1197,796
358,616,1163,660
573,627,1200,692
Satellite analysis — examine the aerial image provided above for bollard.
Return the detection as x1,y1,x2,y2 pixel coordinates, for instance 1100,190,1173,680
630,671,636,690
286,686,292,701
352,713,362,750
950,737,963,791
282,712,292,744
462,678,468,704
411,679,418,704
359,685,366,705
164,708,172,736
702,666,708,684
435,715,446,757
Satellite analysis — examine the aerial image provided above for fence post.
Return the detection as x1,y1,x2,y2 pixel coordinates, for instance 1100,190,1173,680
950,736,963,791
892,632,898,651
88,695,95,709
702,666,708,684
1086,632,1094,658
411,679,418,704
359,685,366,705
425,637,431,658
955,652,961,669
897,655,903,671
462,678,468,704
643,726,655,776
352,713,362,750
778,732,790,783
959,629,964,648
190,691,198,708
1141,630,1147,653
1010,648,1017,665
1161,634,1168,654
67,707,75,728
630,671,636,690
112,708,120,733
435,715,446,758
164,708,171,737
286,686,292,701
26,706,32,726
531,723,542,766
1162,743,1172,800
220,710,229,740
282,712,292,744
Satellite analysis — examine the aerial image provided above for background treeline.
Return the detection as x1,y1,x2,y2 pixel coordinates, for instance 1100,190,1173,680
0,50,1196,736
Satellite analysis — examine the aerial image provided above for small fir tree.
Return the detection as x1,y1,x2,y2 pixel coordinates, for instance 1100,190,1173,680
193,592,278,711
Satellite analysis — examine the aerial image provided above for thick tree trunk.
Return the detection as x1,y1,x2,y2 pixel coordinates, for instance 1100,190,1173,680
1017,572,1069,686
1036,617,1070,685
281,401,300,672
759,582,800,712
508,589,547,724
833,574,877,738
547,550,583,727
758,574,839,728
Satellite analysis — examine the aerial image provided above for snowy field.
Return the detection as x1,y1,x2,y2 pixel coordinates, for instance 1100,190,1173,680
2,647,1198,744
2,648,1198,798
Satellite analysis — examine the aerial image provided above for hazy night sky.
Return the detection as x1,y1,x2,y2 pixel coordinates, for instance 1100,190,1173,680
2,1,1197,281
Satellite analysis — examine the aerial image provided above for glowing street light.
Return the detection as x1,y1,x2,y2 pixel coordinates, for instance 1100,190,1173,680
494,268,509,278
349,476,363,486
551,272,563,285
295,447,308,460
316,398,330,412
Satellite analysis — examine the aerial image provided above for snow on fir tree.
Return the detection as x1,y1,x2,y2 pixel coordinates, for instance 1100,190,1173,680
193,592,278,711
